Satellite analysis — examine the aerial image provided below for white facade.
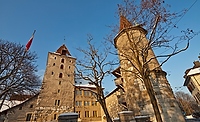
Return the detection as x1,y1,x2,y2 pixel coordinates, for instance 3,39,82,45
184,61,200,104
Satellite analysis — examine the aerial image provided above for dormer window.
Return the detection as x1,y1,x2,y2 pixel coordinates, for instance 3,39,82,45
61,50,66,55
56,45,71,56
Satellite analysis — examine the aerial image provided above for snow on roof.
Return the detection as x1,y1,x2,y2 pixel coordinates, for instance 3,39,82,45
185,115,194,119
59,112,79,116
118,111,133,114
75,84,96,88
134,115,149,119
187,67,200,76
0,100,24,112
51,52,76,59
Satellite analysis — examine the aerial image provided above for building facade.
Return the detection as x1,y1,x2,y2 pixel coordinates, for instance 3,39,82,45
0,16,188,122
0,45,104,122
104,86,125,121
112,16,185,122
184,61,200,104
75,84,102,122
33,44,76,121
0,45,76,122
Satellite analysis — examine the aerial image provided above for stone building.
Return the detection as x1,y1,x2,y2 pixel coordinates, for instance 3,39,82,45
0,16,187,122
33,44,76,121
104,86,125,121
0,94,38,122
0,45,104,122
0,45,76,122
111,16,185,122
184,60,200,104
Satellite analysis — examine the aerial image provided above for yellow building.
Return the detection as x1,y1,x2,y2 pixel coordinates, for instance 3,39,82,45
75,84,102,122
184,61,200,104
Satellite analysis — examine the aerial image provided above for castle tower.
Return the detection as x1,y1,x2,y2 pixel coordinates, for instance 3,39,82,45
34,44,76,121
114,16,185,122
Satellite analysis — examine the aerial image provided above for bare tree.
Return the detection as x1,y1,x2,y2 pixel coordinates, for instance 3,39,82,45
0,39,40,110
106,0,199,122
76,35,115,122
175,91,200,116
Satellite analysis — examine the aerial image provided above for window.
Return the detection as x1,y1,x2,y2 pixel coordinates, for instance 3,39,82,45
76,101,82,106
53,63,55,66
190,82,195,90
26,113,32,121
69,66,70,69
30,104,33,108
52,72,54,75
188,83,195,92
55,100,57,106
196,92,200,102
58,89,60,93
62,50,66,55
85,111,89,117
59,73,63,78
60,65,64,69
91,92,96,97
54,57,56,59
84,101,90,106
54,114,57,120
59,81,61,85
75,90,82,96
84,90,90,96
61,59,64,63
55,100,60,106
76,111,81,118
19,106,22,110
57,100,60,106
92,101,97,106
93,111,97,117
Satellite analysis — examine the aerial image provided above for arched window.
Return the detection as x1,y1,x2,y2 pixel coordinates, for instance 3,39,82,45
59,73,63,78
60,65,64,69
53,63,55,66
61,59,64,63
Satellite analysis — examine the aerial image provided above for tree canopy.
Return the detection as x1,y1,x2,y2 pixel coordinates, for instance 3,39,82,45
0,39,40,110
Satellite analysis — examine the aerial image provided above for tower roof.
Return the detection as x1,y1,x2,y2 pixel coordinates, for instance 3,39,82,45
119,16,132,32
56,44,71,56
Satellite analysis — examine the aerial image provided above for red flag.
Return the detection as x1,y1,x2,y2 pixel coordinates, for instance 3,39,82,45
26,30,36,51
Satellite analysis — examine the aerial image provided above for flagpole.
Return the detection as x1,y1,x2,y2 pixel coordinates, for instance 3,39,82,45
32,30,36,36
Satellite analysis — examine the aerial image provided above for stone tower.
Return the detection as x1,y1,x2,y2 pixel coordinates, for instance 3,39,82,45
34,44,76,121
114,16,185,122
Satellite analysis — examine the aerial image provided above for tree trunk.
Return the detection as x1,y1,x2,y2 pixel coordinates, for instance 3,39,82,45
97,88,113,122
144,76,162,122
101,99,113,122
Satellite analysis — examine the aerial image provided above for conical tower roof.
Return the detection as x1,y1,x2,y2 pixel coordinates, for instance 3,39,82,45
119,16,132,32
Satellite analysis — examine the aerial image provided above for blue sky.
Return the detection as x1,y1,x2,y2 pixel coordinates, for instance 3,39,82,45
0,0,199,93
